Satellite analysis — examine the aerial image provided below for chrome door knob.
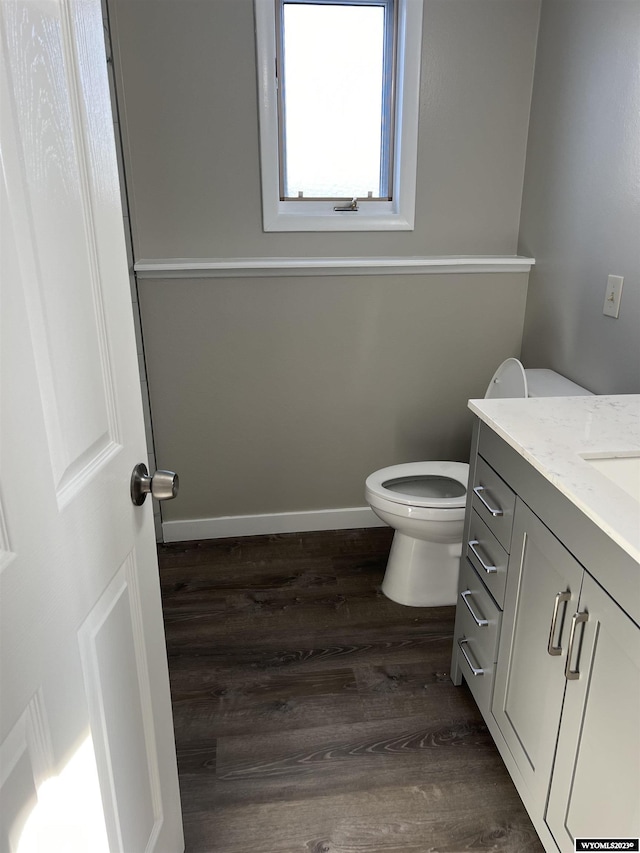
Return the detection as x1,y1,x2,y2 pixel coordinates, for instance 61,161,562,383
131,463,179,506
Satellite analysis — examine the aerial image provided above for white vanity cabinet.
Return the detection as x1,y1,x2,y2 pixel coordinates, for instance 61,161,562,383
452,419,640,853
494,499,640,844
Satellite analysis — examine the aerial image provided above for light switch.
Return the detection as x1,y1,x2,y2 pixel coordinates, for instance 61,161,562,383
603,275,624,318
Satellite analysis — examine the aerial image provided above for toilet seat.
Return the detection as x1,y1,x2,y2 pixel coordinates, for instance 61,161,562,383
365,461,469,509
485,357,528,399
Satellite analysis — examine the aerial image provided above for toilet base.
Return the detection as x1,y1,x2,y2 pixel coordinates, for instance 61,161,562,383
381,531,462,607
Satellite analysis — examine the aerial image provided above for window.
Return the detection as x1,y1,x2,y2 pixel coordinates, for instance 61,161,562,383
255,0,423,231
278,0,394,201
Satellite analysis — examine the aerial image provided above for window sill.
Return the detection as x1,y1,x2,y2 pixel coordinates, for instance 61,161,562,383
263,207,413,232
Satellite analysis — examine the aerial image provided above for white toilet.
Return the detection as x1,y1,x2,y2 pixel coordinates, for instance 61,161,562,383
365,359,592,607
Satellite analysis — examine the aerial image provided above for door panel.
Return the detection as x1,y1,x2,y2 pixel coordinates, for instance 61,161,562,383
492,499,583,810
2,0,120,496
0,693,53,851
546,574,640,850
78,558,161,853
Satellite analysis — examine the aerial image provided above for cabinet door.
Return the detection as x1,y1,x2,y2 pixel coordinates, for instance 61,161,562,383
493,499,584,812
546,574,640,850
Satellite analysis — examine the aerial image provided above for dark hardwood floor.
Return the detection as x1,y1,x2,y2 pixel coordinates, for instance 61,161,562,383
159,528,544,853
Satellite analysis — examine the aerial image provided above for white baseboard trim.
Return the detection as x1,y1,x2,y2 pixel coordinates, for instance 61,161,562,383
162,506,386,542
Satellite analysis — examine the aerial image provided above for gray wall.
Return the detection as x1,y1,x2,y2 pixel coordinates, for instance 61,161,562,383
519,0,640,394
140,273,529,521
108,0,541,522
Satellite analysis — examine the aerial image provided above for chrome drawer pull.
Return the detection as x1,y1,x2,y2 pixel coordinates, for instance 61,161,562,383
565,611,589,680
458,638,484,676
461,590,489,627
473,485,504,517
468,539,497,574
547,590,571,656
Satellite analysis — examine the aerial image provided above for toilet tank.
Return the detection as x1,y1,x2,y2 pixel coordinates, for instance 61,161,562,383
525,369,593,397
485,359,593,399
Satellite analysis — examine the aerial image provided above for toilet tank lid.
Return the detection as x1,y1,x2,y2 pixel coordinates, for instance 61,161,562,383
525,369,593,397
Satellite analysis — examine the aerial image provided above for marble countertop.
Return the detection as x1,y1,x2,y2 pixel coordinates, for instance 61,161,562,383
468,395,640,564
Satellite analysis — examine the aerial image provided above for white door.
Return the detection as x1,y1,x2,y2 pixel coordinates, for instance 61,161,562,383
0,0,183,850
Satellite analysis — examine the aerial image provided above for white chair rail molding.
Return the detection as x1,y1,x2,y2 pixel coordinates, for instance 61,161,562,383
133,255,535,279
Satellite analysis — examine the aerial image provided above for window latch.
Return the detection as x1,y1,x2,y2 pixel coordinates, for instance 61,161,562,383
333,197,359,212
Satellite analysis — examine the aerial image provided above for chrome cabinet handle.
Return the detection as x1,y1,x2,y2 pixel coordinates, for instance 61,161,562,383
131,463,179,506
468,539,497,574
473,485,503,517
547,591,572,656
458,638,484,676
565,611,589,680
461,590,489,626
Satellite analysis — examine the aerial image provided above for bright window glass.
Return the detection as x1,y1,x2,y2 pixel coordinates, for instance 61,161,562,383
280,2,392,200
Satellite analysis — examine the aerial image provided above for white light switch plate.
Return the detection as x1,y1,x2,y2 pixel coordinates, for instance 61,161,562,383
603,275,624,318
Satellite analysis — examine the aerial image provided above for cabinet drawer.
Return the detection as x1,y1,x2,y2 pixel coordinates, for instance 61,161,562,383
472,456,516,550
465,510,509,608
454,559,502,714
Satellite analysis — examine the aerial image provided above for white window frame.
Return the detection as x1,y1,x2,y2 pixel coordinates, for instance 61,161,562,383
255,0,424,232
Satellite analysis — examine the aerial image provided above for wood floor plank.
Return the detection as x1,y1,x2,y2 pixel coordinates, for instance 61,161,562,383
159,528,394,570
171,667,366,738
160,557,341,598
163,589,358,647
182,782,544,853
181,709,504,813
354,661,464,721
176,741,217,776
214,707,490,781
166,632,456,681
163,601,456,655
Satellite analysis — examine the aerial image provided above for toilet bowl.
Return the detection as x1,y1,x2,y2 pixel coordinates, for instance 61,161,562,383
366,461,469,607
366,359,593,607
